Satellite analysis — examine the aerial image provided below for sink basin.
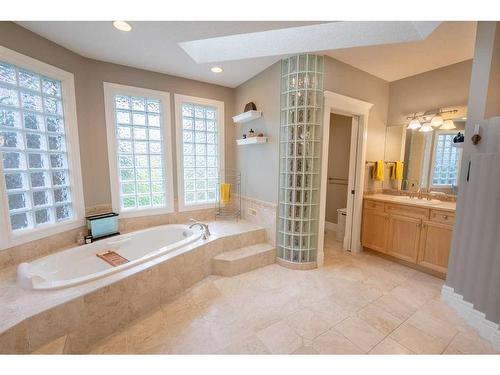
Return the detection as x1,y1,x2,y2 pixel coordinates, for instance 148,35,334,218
391,196,442,206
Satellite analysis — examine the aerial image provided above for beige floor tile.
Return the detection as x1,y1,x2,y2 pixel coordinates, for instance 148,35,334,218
312,328,364,354
308,295,350,326
334,316,386,352
369,337,414,354
373,294,417,321
286,307,330,340
217,334,270,354
405,309,458,343
292,345,319,354
357,303,404,335
446,331,499,354
256,320,302,354
188,280,222,306
81,235,498,356
32,336,67,354
390,322,449,354
90,332,128,354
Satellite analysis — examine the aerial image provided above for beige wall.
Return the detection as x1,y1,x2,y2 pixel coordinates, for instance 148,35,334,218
485,23,500,119
325,113,351,224
388,60,472,126
0,22,235,210
324,56,390,163
234,62,280,203
234,56,391,202
447,22,500,326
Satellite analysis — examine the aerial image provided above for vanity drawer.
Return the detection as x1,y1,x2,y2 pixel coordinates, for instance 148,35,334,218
364,200,385,211
430,210,455,225
385,203,429,220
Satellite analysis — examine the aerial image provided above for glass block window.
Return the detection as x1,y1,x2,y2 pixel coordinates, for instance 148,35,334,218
112,94,166,210
0,60,73,231
432,133,460,186
180,103,219,206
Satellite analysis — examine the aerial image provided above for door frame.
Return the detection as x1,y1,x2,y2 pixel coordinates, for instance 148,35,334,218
317,91,373,266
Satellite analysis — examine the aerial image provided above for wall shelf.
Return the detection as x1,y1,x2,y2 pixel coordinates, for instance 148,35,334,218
236,137,268,146
232,110,262,124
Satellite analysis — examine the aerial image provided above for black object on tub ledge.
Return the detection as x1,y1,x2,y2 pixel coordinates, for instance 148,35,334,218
85,212,120,242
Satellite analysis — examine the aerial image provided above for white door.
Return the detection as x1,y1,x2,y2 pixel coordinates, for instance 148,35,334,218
343,116,360,250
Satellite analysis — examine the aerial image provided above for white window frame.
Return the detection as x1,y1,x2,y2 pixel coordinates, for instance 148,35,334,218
103,83,174,218
0,46,85,250
174,94,225,212
429,130,462,189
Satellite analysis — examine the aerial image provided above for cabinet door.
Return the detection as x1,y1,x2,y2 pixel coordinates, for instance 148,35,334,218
361,208,388,252
387,214,421,263
418,221,453,274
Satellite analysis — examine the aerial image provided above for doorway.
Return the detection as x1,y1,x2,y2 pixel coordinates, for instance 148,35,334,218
317,91,373,266
324,113,353,245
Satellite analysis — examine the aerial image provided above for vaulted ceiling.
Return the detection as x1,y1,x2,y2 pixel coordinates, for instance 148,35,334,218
17,21,476,87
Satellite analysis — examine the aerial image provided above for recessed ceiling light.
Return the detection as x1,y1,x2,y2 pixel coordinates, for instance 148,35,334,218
113,21,132,32
210,66,223,73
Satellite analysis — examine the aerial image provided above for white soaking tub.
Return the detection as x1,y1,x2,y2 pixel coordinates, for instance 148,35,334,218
17,224,202,290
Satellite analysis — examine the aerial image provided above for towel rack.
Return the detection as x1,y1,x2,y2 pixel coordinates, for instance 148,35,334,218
215,169,241,220
328,177,348,185
365,161,405,165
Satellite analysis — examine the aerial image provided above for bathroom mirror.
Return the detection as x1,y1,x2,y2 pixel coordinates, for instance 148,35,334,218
383,116,466,195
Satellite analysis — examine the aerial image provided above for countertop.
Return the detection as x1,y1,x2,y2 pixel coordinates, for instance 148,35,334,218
364,193,456,212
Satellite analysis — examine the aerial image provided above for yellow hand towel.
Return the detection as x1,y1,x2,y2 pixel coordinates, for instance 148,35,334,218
390,161,404,180
372,160,384,181
220,183,231,204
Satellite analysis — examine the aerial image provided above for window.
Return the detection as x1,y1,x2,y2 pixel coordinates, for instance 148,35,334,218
431,132,461,187
104,83,174,217
175,95,224,211
0,46,84,249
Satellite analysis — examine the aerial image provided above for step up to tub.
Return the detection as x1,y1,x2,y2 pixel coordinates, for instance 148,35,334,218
212,243,276,277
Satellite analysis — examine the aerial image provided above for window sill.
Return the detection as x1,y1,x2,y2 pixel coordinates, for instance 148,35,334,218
177,202,216,212
117,206,175,219
0,218,85,251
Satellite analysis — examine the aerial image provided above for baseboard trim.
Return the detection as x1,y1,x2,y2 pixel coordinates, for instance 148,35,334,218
441,284,500,350
325,221,338,232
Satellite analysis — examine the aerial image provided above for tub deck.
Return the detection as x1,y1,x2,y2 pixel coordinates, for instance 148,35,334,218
0,220,267,352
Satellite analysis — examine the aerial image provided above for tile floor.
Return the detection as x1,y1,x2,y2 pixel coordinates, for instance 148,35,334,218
52,232,498,354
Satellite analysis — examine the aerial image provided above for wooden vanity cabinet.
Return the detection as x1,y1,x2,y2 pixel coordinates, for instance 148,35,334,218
361,198,454,276
386,214,421,263
417,220,453,274
361,208,388,253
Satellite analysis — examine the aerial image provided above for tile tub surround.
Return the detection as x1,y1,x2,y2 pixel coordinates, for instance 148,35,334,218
0,207,215,271
241,196,277,246
0,220,268,354
79,232,497,354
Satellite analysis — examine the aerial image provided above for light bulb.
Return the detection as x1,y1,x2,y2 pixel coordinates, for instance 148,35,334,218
430,115,444,127
440,119,456,130
407,118,421,130
419,123,433,132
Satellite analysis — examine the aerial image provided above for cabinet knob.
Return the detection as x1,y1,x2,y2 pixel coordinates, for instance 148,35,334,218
443,215,448,219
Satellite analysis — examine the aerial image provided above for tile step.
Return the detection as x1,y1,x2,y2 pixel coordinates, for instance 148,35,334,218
212,243,276,277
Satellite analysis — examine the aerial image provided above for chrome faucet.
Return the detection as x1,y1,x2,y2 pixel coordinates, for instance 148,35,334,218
188,219,211,240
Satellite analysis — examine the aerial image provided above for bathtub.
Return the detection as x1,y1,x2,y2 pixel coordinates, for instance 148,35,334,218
17,224,202,290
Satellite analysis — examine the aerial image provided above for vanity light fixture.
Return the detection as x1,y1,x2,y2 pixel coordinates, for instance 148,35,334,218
419,122,434,132
430,114,444,127
113,21,132,32
210,66,223,73
407,118,421,130
440,119,457,130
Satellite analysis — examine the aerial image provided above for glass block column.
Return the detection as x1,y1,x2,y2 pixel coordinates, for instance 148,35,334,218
278,54,324,266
